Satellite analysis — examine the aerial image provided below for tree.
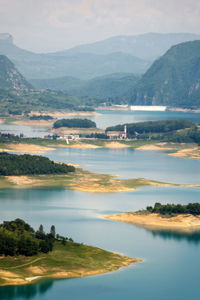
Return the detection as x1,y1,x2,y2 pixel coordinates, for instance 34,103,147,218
50,225,56,239
39,224,44,234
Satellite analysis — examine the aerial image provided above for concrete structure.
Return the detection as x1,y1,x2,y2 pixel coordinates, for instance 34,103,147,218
130,105,166,111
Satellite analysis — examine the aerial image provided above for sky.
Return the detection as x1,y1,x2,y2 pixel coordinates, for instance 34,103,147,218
0,0,200,53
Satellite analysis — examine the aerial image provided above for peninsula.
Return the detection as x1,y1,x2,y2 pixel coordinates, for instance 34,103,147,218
0,153,200,192
0,219,139,286
106,203,200,232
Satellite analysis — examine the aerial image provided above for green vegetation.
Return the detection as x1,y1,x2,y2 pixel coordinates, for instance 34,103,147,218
0,55,32,90
0,238,137,287
0,153,75,176
53,118,96,129
130,40,200,108
106,119,194,138
31,73,140,103
144,202,200,216
29,115,54,120
0,219,68,256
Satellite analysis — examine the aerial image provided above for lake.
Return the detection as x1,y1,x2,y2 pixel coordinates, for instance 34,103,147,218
0,110,200,299
0,144,200,300
1,109,200,137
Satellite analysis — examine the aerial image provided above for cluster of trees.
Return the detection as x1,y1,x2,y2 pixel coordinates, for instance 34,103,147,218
106,120,193,138
0,153,75,176
105,119,200,144
0,218,72,256
53,118,96,129
29,115,53,120
85,133,109,139
161,126,200,145
146,202,200,216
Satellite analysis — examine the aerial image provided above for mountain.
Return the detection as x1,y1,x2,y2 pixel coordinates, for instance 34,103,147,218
31,73,140,100
1,33,200,80
0,54,32,90
55,33,200,60
0,34,149,79
130,40,200,108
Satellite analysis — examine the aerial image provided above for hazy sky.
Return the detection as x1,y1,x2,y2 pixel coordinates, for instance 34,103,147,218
0,0,200,53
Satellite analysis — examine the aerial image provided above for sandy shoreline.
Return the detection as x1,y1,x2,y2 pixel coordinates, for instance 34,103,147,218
105,213,200,231
137,143,200,160
29,111,101,117
0,143,55,154
168,107,200,113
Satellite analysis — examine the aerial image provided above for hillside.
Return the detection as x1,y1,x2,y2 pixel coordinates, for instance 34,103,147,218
130,40,200,108
0,55,32,90
31,73,140,100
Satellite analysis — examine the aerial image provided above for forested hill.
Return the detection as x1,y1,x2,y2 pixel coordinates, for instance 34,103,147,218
106,120,200,143
31,73,140,101
0,55,32,90
0,153,75,176
130,40,200,108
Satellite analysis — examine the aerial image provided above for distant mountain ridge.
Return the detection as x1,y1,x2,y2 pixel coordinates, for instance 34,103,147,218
1,32,200,79
130,40,200,108
55,33,200,60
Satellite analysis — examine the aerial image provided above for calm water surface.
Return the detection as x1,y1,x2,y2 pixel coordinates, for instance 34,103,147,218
1,110,200,137
0,112,200,300
0,147,200,300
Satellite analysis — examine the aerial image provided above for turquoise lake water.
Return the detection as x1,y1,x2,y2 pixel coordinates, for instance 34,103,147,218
1,109,200,137
0,110,200,299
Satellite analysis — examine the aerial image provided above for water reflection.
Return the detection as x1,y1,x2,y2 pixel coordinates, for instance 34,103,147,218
0,280,54,300
147,228,200,244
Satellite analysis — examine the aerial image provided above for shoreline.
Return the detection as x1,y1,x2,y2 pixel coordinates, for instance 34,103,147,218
105,212,200,232
0,243,140,287
1,169,200,193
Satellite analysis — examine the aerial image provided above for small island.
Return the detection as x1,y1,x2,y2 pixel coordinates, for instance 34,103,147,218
106,203,200,231
0,219,139,286
53,118,96,129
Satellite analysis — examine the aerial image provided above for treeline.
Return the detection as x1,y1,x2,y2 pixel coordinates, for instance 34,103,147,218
105,119,200,144
145,202,200,216
53,118,96,129
161,126,200,145
29,115,53,120
106,120,193,137
0,218,73,256
0,153,75,176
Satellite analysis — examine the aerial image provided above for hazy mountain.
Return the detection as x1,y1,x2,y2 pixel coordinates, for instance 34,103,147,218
1,32,200,80
55,33,200,60
0,34,149,79
130,40,200,108
31,73,140,100
0,54,32,90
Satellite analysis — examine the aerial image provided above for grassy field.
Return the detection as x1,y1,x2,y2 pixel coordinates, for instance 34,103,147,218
0,242,139,286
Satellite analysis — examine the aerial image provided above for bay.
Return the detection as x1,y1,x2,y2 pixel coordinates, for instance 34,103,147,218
0,147,200,300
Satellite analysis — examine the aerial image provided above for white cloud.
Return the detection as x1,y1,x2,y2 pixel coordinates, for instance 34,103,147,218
0,0,200,52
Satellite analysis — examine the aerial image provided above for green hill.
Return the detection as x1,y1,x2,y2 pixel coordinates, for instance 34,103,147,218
0,55,32,90
31,73,140,100
130,40,200,108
